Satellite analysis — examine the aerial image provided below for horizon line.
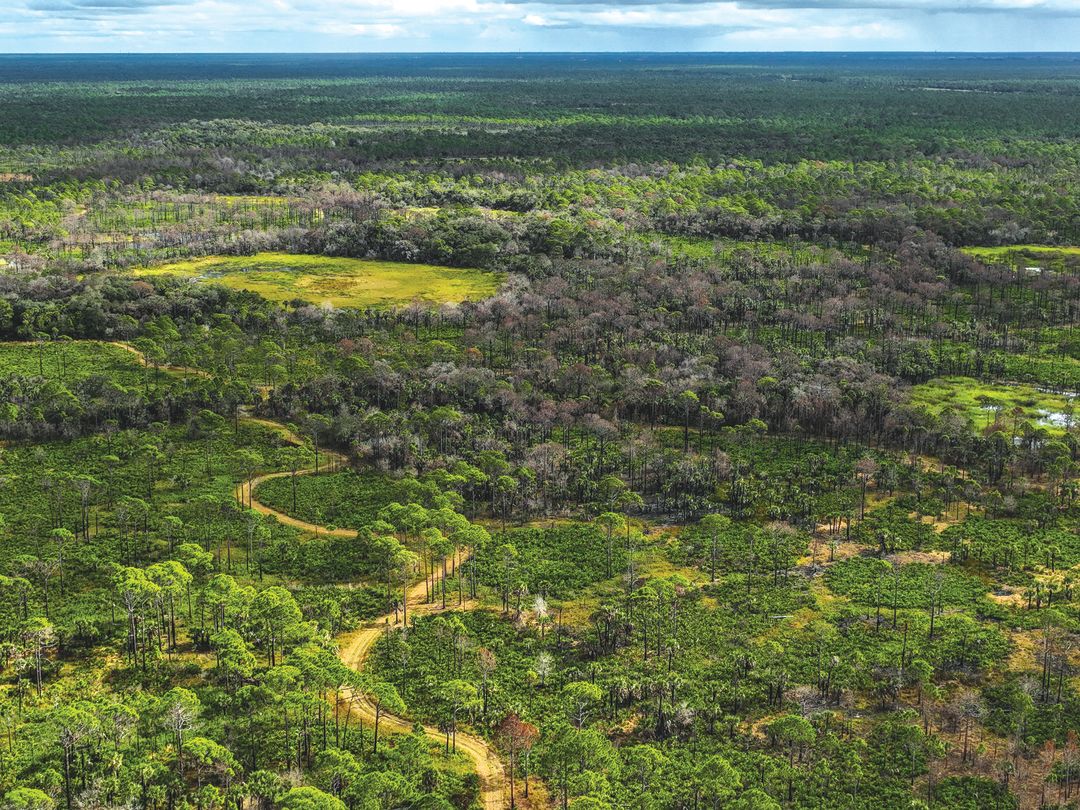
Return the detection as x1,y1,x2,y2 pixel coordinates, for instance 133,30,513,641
2,49,1080,56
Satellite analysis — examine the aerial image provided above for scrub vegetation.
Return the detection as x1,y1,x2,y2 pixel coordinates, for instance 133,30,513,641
1,52,1080,810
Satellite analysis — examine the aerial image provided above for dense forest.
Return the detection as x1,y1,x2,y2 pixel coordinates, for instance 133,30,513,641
1,52,1080,810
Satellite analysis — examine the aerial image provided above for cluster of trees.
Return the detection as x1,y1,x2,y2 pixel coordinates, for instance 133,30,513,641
368,511,1048,809
2,52,1080,810
0,415,487,807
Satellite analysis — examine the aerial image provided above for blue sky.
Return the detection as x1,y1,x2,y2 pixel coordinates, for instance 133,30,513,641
2,0,1079,52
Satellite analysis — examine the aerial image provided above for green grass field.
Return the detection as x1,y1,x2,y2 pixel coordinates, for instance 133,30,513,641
0,340,148,387
132,252,503,307
909,376,1076,434
639,234,855,264
963,245,1080,273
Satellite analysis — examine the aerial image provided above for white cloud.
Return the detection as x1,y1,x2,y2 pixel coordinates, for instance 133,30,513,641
511,1,795,31
727,19,903,40
4,0,1080,50
336,22,407,37
735,0,1080,11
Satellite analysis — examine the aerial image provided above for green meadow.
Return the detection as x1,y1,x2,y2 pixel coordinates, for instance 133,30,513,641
909,376,1076,434
132,252,503,308
0,340,148,387
963,245,1080,273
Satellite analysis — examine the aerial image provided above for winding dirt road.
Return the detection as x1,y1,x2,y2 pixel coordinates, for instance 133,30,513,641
234,419,354,537
338,584,506,810
107,340,213,379
231,416,507,809
111,341,506,806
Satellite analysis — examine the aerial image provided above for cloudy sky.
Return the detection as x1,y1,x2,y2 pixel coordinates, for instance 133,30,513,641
1,0,1078,52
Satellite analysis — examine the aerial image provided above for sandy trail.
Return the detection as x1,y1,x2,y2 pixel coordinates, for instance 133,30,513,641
338,579,506,810
234,420,353,537
229,414,507,809
113,340,505,806
108,341,213,379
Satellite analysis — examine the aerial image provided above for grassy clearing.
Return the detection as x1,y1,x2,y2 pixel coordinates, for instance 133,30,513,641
132,252,503,307
909,376,1076,434
0,339,148,387
639,234,857,264
963,245,1080,273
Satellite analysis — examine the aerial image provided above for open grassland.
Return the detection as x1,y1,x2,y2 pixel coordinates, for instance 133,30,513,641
132,252,503,307
964,245,1080,273
0,339,148,387
909,376,1076,434
640,233,857,264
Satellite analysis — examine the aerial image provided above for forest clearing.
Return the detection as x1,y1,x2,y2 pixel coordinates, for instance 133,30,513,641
132,253,502,308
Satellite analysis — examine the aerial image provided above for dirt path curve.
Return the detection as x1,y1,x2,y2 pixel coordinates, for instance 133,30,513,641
113,340,505,807
107,341,213,379
227,413,507,809
338,580,506,810
234,419,354,537
115,339,507,805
